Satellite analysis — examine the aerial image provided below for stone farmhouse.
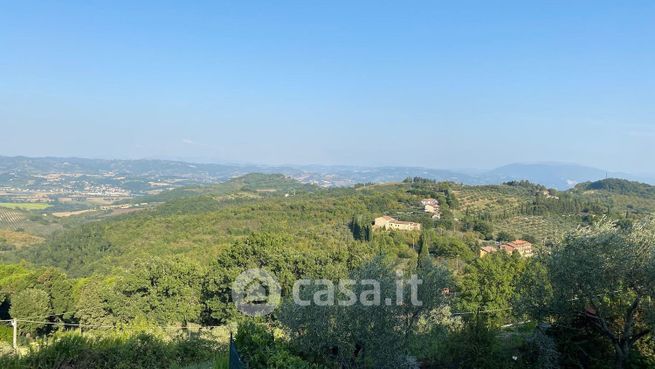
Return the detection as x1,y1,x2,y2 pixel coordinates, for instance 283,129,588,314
479,240,534,258
373,215,422,231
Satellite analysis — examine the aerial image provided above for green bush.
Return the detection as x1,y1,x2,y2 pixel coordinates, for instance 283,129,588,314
171,335,218,366
235,321,323,369
0,325,12,344
439,317,509,369
0,333,219,369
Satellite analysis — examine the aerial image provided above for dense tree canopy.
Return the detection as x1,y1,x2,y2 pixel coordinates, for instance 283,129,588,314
9,288,50,335
521,219,655,369
1,175,655,368
280,257,451,369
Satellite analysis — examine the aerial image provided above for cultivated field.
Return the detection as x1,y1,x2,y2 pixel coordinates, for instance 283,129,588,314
455,186,527,217
0,207,63,236
0,229,44,248
0,202,51,210
494,214,578,243
0,208,27,228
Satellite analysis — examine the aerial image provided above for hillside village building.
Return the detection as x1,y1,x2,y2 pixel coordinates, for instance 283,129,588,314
479,246,498,257
373,216,422,231
502,240,534,257
421,198,441,219
479,240,534,258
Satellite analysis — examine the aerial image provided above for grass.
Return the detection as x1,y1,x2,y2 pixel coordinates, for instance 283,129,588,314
0,203,51,210
0,333,224,369
213,353,229,369
0,229,44,248
178,353,228,369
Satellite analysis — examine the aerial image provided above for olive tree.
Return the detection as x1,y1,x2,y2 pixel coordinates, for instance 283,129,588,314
279,257,451,369
522,219,655,369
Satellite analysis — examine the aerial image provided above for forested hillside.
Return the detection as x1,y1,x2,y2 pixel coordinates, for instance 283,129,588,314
575,178,655,197
1,174,654,368
5,176,622,275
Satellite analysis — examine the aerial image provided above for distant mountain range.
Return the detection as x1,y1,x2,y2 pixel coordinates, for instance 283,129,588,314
0,155,653,191
482,163,655,190
294,163,654,189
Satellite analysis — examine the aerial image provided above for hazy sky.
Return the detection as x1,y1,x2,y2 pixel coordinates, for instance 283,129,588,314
1,1,654,173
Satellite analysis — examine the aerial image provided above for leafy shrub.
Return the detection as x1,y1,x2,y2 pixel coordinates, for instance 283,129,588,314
171,335,218,366
496,230,515,242
440,317,508,369
0,333,219,369
0,325,12,344
235,320,321,369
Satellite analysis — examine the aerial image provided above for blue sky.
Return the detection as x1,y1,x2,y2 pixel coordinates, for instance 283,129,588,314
1,1,654,173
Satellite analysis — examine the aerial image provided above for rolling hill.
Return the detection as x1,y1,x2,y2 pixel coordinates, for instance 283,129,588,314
2,156,653,192
6,174,653,277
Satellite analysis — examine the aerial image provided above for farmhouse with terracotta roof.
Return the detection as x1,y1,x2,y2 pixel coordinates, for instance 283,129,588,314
501,240,534,257
479,246,498,257
479,240,534,258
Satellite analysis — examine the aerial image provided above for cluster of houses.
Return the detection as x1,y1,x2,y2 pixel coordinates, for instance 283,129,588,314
372,213,534,259
479,240,534,258
421,198,441,219
372,198,443,232
372,197,533,259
